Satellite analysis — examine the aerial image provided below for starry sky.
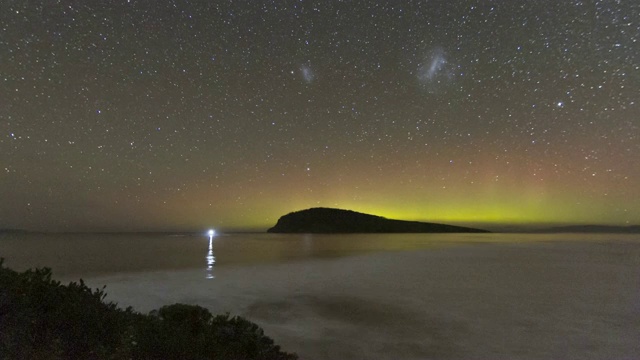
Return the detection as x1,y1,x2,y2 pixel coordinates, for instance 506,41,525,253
1,1,639,232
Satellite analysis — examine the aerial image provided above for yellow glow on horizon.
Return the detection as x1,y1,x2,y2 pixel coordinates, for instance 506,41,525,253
157,165,639,231
247,187,636,229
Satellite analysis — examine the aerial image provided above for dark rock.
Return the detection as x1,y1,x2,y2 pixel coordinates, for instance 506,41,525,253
267,208,490,233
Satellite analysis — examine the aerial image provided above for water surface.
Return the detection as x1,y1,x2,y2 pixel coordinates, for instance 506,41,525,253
2,232,639,359
0,232,629,278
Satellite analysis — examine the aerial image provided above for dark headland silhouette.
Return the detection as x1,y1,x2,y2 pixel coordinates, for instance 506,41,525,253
267,208,490,234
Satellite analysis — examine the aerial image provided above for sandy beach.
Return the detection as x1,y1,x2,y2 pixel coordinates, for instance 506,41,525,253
75,239,640,360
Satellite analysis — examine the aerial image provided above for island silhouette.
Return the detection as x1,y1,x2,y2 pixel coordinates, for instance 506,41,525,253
267,208,490,233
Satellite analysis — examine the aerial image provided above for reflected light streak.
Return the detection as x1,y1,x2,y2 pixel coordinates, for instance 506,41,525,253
206,230,216,279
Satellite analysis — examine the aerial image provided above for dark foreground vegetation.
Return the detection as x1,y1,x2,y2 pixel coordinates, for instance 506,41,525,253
0,259,297,360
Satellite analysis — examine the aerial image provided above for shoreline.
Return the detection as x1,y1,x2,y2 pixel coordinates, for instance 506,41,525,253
78,238,640,359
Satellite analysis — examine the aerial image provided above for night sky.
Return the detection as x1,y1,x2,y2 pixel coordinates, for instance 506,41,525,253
1,1,639,232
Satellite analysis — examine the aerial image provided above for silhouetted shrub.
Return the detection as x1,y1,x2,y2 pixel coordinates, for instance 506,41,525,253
0,258,297,360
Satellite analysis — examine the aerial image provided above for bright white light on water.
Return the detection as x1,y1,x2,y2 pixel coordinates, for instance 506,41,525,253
206,229,216,279
206,236,215,279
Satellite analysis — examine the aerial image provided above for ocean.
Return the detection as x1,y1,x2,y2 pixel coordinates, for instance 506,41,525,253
1,232,639,359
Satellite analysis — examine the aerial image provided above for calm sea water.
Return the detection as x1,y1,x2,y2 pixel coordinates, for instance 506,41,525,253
2,232,639,359
0,231,629,278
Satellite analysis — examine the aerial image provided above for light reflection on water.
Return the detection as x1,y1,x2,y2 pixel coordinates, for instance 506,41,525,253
2,232,638,360
0,232,637,279
206,234,215,279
